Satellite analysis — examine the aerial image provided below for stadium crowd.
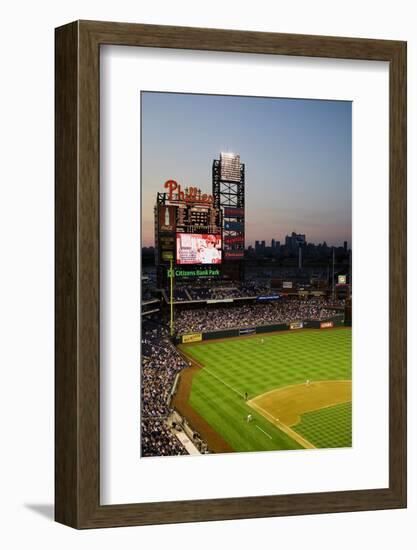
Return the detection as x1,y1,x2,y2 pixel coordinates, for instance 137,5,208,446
141,322,188,457
167,282,276,302
140,295,346,455
141,288,155,301
141,418,187,457
174,298,344,334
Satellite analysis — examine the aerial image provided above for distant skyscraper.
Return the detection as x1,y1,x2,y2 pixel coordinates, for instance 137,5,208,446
271,238,275,248
285,232,306,251
344,241,348,252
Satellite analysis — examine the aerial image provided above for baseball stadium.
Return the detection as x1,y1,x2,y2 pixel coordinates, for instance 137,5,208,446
141,152,352,457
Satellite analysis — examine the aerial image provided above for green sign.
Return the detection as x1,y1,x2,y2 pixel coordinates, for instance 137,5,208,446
162,251,173,261
174,267,220,278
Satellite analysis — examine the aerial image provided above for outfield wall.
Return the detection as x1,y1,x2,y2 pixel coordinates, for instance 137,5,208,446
176,314,345,344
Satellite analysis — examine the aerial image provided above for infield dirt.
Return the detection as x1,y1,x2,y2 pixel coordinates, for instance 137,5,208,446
248,380,351,448
249,380,352,426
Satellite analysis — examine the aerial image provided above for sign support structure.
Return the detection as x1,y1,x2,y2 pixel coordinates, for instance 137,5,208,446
169,259,174,337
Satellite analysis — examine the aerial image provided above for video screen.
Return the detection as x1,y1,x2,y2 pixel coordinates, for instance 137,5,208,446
176,233,222,265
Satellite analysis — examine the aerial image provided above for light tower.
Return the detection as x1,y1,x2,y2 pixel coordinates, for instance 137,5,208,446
212,152,245,280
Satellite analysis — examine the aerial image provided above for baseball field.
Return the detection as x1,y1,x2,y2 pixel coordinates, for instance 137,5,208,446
174,328,352,453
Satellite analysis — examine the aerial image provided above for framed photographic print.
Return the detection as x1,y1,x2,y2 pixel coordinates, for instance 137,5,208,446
55,20,407,528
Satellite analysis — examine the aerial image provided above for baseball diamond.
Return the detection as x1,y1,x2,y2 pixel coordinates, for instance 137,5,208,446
176,328,352,453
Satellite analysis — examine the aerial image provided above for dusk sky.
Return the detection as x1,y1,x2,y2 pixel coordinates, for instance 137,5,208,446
141,92,351,248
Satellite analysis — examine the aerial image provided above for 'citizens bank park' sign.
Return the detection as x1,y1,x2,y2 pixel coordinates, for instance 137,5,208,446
164,180,214,205
174,267,220,278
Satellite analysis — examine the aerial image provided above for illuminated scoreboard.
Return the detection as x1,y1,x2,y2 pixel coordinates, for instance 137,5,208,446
155,179,223,279
176,205,222,234
189,207,208,226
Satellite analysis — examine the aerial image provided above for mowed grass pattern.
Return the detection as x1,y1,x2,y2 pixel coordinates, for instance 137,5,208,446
183,328,351,453
294,402,352,448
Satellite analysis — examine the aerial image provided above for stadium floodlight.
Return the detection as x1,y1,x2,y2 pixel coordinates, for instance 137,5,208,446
220,152,241,182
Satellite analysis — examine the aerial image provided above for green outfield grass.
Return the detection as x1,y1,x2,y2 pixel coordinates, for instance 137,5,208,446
294,401,352,448
181,328,352,453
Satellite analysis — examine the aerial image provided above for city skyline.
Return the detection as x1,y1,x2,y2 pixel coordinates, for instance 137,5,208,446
141,233,350,250
141,92,352,247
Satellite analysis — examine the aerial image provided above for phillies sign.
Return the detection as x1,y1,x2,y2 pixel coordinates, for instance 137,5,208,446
164,180,214,205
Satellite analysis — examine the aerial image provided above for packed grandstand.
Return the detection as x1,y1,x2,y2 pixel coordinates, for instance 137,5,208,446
141,321,189,456
161,276,330,304
174,299,344,334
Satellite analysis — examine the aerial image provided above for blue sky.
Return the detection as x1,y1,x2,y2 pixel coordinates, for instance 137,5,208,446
141,92,351,247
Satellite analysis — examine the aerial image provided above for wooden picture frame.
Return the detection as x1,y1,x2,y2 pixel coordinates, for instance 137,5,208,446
55,20,407,528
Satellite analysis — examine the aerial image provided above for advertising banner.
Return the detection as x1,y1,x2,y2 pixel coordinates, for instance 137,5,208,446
320,321,334,329
161,251,173,261
224,235,244,245
182,333,203,344
239,327,256,336
224,251,244,260
256,295,281,301
159,233,175,264
224,221,243,231
282,281,293,289
224,207,244,217
158,204,176,232
290,321,304,330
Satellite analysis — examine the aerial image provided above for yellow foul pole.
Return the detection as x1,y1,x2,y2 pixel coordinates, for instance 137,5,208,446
169,259,174,337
